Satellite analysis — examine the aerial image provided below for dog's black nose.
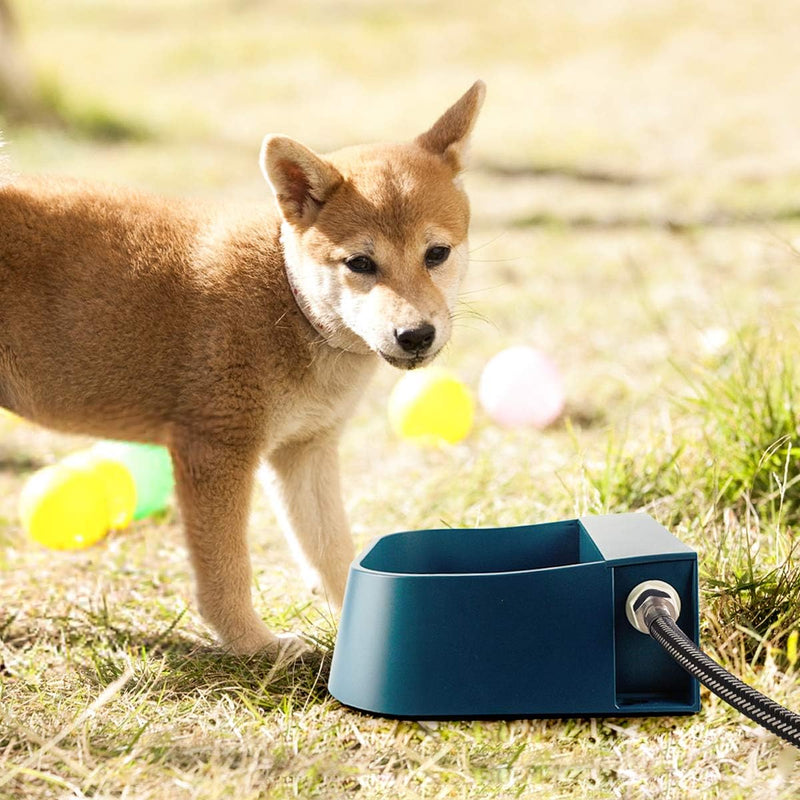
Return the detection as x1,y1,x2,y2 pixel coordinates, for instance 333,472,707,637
395,324,436,354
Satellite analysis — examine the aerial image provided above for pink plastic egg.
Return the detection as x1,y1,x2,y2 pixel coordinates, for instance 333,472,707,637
479,346,565,429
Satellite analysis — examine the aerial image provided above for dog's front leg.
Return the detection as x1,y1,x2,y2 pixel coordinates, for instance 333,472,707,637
170,438,292,656
262,431,355,608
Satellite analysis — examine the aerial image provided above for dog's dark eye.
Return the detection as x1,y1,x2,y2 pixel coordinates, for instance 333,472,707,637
425,245,451,268
345,255,377,274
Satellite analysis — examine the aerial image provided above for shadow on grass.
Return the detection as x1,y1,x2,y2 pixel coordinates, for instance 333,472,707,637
103,639,333,715
478,159,649,186
0,609,333,711
0,451,46,473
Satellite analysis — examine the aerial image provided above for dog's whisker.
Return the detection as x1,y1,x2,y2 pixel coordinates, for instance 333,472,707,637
450,300,495,329
468,231,508,254
456,283,508,296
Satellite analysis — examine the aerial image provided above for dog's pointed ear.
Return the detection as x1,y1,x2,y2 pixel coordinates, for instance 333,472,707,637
260,136,343,227
415,80,486,174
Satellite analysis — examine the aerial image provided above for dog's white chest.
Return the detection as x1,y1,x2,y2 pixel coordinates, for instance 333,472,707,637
266,350,377,450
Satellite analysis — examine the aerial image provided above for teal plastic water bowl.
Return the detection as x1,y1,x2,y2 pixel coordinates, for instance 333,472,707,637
328,513,699,719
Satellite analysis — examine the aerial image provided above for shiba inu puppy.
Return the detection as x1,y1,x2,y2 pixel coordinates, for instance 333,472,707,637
0,81,485,656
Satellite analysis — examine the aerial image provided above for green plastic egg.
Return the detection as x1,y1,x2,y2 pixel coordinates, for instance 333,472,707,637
92,441,174,519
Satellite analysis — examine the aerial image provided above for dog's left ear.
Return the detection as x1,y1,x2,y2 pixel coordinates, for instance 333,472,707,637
260,135,343,227
415,80,486,174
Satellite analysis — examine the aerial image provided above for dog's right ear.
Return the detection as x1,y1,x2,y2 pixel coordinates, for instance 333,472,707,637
260,136,343,227
415,80,486,175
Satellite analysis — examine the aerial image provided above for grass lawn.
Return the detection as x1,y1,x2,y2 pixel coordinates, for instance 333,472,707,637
1,1,799,797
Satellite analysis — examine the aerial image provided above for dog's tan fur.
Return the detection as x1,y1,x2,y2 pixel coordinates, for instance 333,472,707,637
0,82,485,655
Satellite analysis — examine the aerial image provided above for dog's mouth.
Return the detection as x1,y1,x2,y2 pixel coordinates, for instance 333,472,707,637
378,350,437,370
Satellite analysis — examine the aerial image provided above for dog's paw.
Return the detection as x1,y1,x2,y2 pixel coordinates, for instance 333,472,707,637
222,619,283,656
225,624,314,664
271,632,315,663
258,633,331,678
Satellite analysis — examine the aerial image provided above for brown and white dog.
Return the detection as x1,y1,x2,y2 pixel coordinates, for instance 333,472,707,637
0,81,485,656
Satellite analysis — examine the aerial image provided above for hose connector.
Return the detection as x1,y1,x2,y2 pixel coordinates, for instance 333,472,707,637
625,580,681,634
624,578,800,749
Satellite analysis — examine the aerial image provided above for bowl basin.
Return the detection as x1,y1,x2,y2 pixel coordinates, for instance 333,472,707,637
328,513,699,718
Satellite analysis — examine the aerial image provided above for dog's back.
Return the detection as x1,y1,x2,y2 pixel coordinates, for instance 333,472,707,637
0,177,288,441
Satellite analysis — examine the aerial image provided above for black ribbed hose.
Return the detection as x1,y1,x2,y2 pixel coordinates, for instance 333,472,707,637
643,603,800,749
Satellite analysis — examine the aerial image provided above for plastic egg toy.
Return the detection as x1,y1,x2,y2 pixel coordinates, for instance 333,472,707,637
0,408,23,430
19,464,109,550
92,441,174,519
62,450,137,530
479,346,565,429
388,367,474,445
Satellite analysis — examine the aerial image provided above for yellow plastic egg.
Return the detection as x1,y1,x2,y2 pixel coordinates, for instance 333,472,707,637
62,450,137,530
0,408,23,430
19,464,109,550
388,367,474,445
